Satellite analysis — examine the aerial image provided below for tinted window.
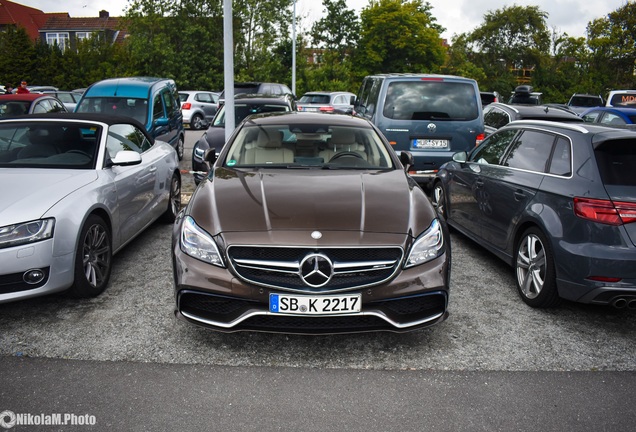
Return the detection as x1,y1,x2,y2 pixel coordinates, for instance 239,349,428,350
503,130,555,172
153,95,164,120
471,129,517,164
548,137,572,176
383,81,479,121
300,94,330,104
77,97,146,124
569,96,602,107
594,139,636,186
483,106,510,128
163,90,176,116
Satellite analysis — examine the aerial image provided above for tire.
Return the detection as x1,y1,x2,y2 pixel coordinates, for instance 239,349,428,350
161,173,181,223
514,227,560,308
176,135,185,161
67,215,112,298
191,113,204,130
432,181,447,220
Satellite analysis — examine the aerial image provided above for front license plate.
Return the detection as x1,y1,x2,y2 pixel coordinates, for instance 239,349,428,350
269,293,361,315
412,139,449,149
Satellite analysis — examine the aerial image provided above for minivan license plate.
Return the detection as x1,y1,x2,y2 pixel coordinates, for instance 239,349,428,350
413,139,449,149
269,293,361,315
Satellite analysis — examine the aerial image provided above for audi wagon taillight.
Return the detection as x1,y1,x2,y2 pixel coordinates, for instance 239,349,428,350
573,197,636,225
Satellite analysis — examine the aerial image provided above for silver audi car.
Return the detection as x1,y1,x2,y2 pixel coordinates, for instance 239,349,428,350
0,113,181,303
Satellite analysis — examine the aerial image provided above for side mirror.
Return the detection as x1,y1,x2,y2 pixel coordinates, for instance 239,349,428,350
204,148,217,164
110,150,142,166
154,117,169,127
398,151,414,171
452,151,468,163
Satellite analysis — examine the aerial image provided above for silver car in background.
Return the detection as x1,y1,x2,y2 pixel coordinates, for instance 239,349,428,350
179,90,219,130
0,113,181,303
297,91,356,114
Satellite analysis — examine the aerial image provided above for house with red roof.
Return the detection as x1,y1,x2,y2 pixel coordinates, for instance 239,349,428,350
0,0,126,50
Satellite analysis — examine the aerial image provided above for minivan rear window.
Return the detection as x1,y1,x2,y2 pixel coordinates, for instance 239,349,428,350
595,139,636,186
383,81,479,121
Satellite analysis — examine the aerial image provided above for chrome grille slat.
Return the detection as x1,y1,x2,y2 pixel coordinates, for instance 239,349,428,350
228,246,404,293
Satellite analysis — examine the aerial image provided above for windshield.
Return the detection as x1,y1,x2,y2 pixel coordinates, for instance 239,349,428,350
212,103,291,127
0,101,29,117
0,121,101,169
223,123,394,170
76,97,147,125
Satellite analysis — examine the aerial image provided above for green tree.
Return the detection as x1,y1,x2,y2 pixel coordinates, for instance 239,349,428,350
233,0,294,82
353,0,445,77
587,1,636,90
125,0,224,89
0,26,37,86
307,0,360,91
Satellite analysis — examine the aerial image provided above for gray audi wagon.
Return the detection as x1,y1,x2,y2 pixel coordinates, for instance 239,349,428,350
432,120,636,308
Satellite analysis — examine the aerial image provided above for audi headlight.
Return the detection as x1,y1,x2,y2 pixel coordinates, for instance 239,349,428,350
180,216,225,267
405,219,444,268
0,218,55,249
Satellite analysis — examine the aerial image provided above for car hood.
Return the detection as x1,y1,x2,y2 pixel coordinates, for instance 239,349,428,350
189,168,436,240
0,169,97,223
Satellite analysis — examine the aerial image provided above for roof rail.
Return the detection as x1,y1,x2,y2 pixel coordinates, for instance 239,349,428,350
507,120,590,134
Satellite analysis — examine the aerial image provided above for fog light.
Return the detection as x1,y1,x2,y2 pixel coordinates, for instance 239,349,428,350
23,269,45,284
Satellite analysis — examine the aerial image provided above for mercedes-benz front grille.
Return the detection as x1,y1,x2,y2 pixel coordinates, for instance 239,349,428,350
227,246,403,293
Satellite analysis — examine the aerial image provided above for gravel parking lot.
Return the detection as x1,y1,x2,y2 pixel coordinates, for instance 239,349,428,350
1,131,634,371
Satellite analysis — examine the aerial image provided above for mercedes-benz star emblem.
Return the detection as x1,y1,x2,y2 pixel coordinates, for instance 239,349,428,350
299,254,333,287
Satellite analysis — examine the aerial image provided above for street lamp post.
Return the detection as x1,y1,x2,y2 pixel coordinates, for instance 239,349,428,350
292,0,296,96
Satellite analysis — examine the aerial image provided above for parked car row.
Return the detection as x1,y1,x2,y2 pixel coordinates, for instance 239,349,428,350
2,72,635,336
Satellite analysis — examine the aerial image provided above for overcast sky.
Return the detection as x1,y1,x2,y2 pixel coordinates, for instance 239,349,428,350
17,0,629,39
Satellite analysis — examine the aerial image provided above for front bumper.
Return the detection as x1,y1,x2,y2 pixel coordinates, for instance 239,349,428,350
173,247,450,334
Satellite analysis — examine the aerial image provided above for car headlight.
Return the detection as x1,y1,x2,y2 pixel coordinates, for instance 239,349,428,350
193,145,205,162
405,219,444,268
0,218,55,249
180,216,225,267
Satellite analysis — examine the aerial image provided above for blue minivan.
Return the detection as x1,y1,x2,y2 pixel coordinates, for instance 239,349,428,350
75,77,185,160
354,73,485,187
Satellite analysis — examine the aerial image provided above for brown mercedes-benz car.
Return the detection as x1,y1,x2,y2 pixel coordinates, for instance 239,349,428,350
172,112,450,334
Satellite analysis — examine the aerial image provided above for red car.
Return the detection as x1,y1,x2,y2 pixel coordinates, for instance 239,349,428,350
0,93,67,118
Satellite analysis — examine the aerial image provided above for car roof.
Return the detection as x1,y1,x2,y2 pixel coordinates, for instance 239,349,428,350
180,90,218,94
505,119,636,134
1,112,145,127
0,93,56,101
233,94,293,103
302,91,355,95
582,106,636,113
241,111,373,127
84,77,174,98
489,102,583,121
